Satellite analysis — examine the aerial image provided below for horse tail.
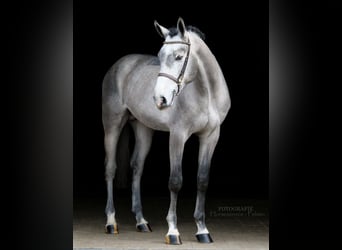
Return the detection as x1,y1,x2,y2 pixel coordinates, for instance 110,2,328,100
114,124,130,189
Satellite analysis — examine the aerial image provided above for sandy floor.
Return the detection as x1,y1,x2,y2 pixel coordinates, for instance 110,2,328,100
73,196,268,249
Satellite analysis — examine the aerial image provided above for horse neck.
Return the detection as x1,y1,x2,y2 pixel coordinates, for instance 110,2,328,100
191,35,230,120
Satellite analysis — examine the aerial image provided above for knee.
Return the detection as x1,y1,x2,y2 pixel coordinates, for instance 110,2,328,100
105,161,116,180
168,175,183,192
197,175,209,192
105,169,115,180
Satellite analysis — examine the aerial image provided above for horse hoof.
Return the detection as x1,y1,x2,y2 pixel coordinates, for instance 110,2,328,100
196,233,213,243
106,224,119,234
165,234,182,245
136,223,152,232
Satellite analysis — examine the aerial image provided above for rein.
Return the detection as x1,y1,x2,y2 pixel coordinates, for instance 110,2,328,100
157,40,191,95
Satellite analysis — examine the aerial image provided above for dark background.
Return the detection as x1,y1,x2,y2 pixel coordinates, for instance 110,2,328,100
74,1,268,199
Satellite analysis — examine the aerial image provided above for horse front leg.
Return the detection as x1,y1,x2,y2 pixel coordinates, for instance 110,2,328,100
194,126,220,243
165,131,188,245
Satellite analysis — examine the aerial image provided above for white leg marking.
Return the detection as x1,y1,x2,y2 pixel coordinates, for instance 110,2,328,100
196,221,209,234
106,212,116,226
196,228,209,234
167,228,180,236
167,220,180,235
136,218,148,225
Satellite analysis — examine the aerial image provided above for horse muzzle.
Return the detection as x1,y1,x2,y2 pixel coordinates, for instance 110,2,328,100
153,92,176,110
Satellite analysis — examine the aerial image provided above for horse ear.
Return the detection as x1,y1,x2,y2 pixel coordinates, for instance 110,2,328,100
177,17,186,37
154,20,169,39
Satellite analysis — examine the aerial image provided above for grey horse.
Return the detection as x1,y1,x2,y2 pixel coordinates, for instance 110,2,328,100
102,17,230,244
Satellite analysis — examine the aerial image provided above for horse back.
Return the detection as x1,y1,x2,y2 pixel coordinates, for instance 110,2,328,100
102,54,158,102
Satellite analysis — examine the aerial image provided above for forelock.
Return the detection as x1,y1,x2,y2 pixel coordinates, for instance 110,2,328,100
168,27,179,38
166,26,205,40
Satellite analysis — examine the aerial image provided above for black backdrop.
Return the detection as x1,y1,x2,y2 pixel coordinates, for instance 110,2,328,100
74,1,268,199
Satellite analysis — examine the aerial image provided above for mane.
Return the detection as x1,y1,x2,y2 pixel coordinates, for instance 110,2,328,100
168,25,206,40
186,26,206,40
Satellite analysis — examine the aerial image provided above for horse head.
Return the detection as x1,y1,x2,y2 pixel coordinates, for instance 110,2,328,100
153,17,199,109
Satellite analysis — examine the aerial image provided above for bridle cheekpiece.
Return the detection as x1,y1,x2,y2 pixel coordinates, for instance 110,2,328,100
157,39,191,95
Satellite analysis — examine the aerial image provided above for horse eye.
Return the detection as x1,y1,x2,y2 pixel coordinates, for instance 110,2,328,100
175,55,183,61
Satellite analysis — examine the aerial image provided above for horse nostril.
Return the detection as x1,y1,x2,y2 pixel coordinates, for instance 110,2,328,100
161,96,167,105
154,95,167,108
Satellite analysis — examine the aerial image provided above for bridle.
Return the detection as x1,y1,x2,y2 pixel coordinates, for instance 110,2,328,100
157,39,191,95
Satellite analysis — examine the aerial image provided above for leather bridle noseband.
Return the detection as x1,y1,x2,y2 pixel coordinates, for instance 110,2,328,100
157,40,191,95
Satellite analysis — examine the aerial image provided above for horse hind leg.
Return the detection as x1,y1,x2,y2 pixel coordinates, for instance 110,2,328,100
103,112,128,234
130,121,154,232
